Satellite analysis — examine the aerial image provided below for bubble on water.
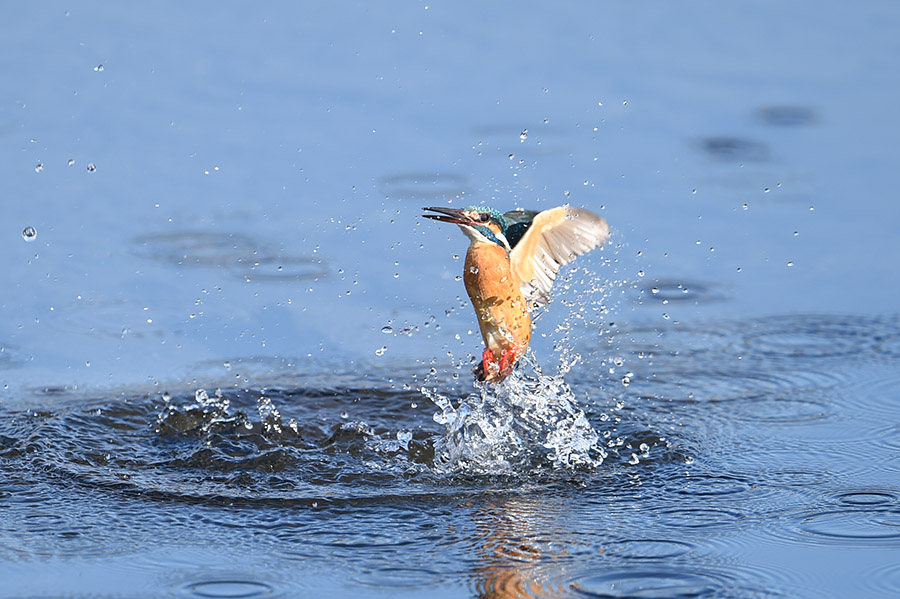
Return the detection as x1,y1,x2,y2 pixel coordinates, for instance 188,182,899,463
22,226,37,242
86,163,97,172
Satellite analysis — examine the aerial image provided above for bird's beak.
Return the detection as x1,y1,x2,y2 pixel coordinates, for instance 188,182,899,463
422,206,474,226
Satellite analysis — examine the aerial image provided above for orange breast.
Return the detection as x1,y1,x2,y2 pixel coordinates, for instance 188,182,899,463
463,243,532,355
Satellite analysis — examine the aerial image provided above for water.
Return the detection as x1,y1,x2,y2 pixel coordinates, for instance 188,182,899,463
2,2,900,598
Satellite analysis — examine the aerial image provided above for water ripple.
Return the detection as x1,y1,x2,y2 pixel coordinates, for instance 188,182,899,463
180,579,281,599
741,314,899,359
568,565,784,599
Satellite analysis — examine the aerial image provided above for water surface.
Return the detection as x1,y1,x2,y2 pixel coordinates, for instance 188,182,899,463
2,2,900,598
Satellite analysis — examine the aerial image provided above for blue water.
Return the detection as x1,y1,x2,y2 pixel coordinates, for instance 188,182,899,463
2,2,900,598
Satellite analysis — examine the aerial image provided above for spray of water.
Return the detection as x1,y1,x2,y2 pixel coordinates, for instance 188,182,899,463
421,248,633,475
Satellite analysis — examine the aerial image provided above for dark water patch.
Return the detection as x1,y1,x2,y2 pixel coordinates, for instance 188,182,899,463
695,136,769,162
234,254,327,282
637,278,726,304
624,366,841,409
831,489,898,506
656,507,747,530
740,314,899,359
133,230,261,267
724,393,832,424
352,567,444,589
756,468,831,489
568,565,785,599
667,472,753,499
755,105,818,127
614,323,734,360
379,172,469,200
783,507,900,546
132,230,328,282
603,538,697,561
180,579,281,599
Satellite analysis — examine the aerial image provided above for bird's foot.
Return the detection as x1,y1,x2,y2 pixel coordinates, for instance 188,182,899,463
473,347,520,383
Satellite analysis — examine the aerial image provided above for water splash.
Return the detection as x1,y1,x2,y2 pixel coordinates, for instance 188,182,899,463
423,354,605,475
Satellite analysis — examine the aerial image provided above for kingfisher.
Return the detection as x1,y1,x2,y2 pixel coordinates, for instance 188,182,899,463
422,204,609,382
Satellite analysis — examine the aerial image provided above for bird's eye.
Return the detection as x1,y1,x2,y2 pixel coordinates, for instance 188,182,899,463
479,214,490,222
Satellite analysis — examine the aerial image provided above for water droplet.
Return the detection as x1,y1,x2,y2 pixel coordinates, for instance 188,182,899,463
736,267,742,272
793,231,799,236
340,410,349,419
22,226,37,242
742,203,748,210
34,162,43,173
637,269,645,277
93,64,104,72
67,159,75,166
764,187,770,193
651,287,659,294
809,205,815,211
787,261,794,267
519,130,527,141
86,163,97,172
662,313,670,320
381,326,393,334
684,456,694,465
375,346,387,356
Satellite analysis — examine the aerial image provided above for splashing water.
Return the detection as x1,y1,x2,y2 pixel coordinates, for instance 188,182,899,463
423,353,606,475
421,257,628,476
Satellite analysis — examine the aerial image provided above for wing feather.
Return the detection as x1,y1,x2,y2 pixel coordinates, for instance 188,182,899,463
509,205,609,307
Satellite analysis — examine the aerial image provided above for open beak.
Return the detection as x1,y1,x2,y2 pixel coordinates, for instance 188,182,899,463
422,206,474,226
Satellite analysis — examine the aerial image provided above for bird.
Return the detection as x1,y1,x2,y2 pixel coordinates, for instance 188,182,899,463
422,204,609,382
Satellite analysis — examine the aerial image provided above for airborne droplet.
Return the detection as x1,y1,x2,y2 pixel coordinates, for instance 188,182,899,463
22,226,37,242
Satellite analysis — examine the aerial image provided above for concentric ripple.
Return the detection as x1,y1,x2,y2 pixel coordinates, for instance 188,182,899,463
741,314,899,359
568,565,784,599
181,579,280,599
775,506,900,547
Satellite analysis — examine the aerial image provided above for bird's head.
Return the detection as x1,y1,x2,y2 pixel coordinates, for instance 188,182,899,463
422,206,510,251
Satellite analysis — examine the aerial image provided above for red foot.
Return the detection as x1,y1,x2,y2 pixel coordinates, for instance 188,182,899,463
498,347,519,373
474,347,522,382
482,349,495,374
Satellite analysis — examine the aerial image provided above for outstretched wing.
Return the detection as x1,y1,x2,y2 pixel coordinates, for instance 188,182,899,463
509,205,609,307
